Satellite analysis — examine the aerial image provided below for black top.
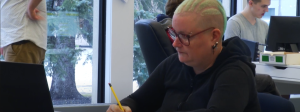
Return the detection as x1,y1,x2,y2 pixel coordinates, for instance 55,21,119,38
121,37,261,112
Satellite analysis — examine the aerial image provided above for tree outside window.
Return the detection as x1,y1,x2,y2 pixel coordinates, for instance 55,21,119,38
46,0,93,105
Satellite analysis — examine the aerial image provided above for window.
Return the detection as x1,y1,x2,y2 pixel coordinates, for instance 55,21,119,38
1,0,105,108
46,0,95,105
220,0,231,17
133,0,232,91
261,0,297,24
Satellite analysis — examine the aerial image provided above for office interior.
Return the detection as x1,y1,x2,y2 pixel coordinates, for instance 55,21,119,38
2,0,300,112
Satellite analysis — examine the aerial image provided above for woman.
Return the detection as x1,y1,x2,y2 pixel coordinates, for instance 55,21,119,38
107,0,261,112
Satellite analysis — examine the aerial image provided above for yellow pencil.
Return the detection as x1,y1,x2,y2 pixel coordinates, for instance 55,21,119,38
109,83,124,111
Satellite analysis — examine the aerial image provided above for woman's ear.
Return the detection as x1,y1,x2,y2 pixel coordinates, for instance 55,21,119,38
212,29,221,42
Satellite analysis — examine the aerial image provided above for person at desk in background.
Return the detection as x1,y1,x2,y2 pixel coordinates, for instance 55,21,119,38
224,0,270,52
107,0,261,112
0,0,47,64
223,0,283,98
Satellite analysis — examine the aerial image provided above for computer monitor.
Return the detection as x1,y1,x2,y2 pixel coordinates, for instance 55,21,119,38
266,16,300,52
0,62,54,112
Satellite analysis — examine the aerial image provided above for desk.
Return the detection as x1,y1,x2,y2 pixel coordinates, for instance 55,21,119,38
254,62,300,94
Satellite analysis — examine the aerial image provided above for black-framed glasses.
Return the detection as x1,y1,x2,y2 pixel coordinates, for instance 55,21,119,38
168,27,215,46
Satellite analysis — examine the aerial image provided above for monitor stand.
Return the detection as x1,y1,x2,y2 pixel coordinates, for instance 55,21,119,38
290,44,299,52
276,43,299,52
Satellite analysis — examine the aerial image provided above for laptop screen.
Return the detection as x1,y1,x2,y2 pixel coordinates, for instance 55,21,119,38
0,61,54,112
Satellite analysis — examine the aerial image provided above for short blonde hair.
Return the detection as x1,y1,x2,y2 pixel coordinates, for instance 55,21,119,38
247,0,261,4
174,0,227,38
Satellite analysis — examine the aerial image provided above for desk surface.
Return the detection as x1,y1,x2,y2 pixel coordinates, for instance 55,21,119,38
253,62,300,69
254,62,300,84
254,62,300,94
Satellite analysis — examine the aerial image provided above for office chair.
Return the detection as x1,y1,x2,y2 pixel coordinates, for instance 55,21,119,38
258,93,295,112
135,19,176,75
241,39,259,61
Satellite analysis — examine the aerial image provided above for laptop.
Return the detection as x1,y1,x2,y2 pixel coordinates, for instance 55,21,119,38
0,61,54,112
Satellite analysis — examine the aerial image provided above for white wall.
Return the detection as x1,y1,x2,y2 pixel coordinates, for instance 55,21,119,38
105,0,134,103
222,0,231,17
268,0,297,16
237,0,247,14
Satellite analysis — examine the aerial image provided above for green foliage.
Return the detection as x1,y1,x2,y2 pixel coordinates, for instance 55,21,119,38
133,33,149,86
61,0,93,46
133,0,167,86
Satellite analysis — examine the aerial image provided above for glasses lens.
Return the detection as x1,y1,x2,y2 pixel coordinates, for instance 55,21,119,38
168,28,177,41
168,27,189,46
178,34,189,45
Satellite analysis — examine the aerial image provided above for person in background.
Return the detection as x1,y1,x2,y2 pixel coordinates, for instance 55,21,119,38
223,0,282,98
1,0,47,64
224,0,270,52
107,0,261,111
156,0,185,43
165,0,185,19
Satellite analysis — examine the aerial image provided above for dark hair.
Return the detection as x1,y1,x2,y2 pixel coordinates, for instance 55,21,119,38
165,0,185,18
247,0,261,4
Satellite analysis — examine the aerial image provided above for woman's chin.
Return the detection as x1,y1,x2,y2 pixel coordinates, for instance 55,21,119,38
179,57,194,66
178,56,188,63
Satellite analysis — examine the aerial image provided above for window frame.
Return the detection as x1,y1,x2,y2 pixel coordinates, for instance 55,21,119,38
104,0,134,104
230,0,237,17
48,0,106,108
297,0,300,16
96,0,107,103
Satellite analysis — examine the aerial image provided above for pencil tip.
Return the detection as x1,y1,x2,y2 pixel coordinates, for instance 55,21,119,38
108,83,111,87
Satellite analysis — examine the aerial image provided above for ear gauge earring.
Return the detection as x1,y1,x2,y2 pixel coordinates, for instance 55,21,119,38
212,42,219,49
212,42,219,54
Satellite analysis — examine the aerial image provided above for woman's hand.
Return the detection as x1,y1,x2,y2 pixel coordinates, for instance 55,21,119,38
106,104,132,112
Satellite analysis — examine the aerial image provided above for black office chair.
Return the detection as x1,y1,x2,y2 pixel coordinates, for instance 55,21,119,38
135,19,176,75
258,93,295,112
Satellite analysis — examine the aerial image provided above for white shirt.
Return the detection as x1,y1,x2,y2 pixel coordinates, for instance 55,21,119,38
1,0,47,50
